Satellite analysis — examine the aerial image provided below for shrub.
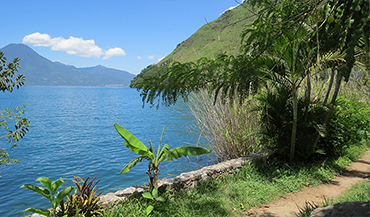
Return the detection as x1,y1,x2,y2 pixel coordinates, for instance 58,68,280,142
58,174,104,217
321,97,370,157
188,89,261,162
258,85,370,161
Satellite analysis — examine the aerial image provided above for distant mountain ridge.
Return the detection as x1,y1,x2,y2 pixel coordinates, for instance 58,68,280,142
0,43,135,87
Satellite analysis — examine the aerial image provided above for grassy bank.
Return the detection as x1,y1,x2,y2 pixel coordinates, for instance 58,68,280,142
102,140,370,217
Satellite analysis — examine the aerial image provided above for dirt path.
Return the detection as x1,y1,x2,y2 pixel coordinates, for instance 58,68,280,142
244,150,370,217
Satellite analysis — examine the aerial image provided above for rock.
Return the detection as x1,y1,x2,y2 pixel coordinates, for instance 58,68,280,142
100,192,125,206
310,201,370,217
30,214,46,217
115,186,137,196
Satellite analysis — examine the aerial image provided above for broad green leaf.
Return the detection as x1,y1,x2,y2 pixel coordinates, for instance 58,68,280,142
156,126,166,164
50,178,64,195
152,188,158,198
120,155,148,174
24,208,50,217
161,146,211,162
35,177,52,192
114,123,153,157
20,184,51,200
156,142,161,165
156,196,165,202
142,192,154,200
158,144,170,162
55,186,75,207
149,140,154,156
145,205,154,216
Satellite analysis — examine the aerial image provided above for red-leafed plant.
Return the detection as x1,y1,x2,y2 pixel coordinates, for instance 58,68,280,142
58,174,104,217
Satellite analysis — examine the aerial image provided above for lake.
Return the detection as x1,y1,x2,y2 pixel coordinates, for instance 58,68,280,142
0,86,212,217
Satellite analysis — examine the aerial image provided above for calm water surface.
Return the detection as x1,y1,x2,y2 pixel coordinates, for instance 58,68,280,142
0,86,211,217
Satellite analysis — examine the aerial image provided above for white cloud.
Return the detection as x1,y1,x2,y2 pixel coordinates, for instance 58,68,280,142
103,47,126,59
221,5,238,15
23,32,62,47
137,56,142,59
148,55,155,59
51,36,103,58
23,32,125,59
158,56,165,62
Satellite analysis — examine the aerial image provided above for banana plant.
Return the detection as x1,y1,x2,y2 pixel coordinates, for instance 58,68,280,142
114,123,212,191
20,177,75,217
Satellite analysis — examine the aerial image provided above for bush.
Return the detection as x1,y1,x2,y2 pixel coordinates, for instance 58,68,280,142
258,85,370,161
321,97,370,157
257,85,328,161
58,175,104,217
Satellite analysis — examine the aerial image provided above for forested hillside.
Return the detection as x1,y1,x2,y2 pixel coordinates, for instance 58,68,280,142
130,2,255,87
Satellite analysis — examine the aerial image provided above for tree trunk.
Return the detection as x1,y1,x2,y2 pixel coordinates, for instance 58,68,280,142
290,86,298,163
148,162,154,191
330,70,343,106
312,71,343,149
305,72,311,101
153,166,159,191
324,68,335,104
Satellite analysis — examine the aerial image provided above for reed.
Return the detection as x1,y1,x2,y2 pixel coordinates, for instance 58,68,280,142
187,89,261,162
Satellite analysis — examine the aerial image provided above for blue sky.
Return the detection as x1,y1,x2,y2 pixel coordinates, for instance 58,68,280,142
1,0,241,75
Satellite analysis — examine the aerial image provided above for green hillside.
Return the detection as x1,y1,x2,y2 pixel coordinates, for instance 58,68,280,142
130,2,256,88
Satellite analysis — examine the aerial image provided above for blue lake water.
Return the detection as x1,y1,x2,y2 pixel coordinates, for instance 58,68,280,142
0,86,212,217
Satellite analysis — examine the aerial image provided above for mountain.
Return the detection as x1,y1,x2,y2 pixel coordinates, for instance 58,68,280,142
130,2,256,88
0,43,135,87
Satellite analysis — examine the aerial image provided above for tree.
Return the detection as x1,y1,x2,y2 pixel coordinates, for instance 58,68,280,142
0,51,30,175
136,0,369,162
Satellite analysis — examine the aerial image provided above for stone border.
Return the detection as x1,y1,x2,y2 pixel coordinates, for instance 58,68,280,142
100,152,265,206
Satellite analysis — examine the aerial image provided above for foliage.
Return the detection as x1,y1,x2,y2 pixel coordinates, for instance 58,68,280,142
19,177,75,217
257,84,370,161
317,0,369,81
114,123,211,191
0,52,25,92
130,62,171,88
321,97,370,156
142,188,165,215
257,85,322,161
59,175,104,217
0,51,30,175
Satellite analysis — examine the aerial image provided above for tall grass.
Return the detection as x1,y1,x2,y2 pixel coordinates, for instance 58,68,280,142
187,89,261,162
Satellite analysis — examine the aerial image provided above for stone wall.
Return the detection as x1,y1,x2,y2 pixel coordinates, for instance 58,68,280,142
100,152,265,206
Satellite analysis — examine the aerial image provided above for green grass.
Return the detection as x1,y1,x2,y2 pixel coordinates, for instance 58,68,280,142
102,141,370,217
331,179,370,203
297,179,370,217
